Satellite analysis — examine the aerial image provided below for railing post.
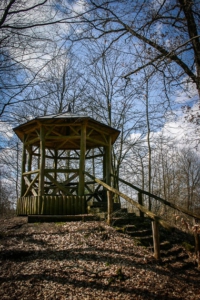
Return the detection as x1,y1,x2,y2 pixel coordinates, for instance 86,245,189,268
138,192,144,218
194,231,200,269
107,190,113,226
152,220,160,260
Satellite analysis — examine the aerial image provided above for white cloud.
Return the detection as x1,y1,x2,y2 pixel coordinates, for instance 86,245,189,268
175,78,198,104
0,121,14,140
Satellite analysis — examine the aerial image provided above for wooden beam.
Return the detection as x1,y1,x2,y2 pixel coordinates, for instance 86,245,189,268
24,137,40,146
44,168,79,173
87,137,108,147
46,135,80,140
23,169,40,176
24,176,38,196
23,174,39,197
63,172,79,184
57,138,79,149
45,173,73,195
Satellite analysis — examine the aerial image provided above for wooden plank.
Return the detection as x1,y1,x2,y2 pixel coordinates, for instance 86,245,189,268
36,196,39,214
71,196,75,215
59,196,63,214
68,196,71,214
49,196,52,214
81,196,84,214
62,196,65,214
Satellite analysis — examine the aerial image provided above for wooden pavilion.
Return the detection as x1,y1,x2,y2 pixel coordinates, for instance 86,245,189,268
14,111,120,216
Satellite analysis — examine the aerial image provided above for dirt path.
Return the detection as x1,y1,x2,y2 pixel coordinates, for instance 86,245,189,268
0,217,199,299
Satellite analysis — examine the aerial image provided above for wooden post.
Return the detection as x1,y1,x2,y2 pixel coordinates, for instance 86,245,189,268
105,136,111,186
193,218,200,269
152,220,160,260
54,149,58,181
78,123,86,196
20,138,26,197
194,231,200,268
138,192,144,218
107,190,113,225
38,126,45,197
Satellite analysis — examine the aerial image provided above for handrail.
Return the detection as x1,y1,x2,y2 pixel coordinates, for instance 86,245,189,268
84,172,173,230
112,175,200,220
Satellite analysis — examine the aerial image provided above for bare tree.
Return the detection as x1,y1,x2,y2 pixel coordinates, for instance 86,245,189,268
0,0,71,119
57,0,200,100
83,40,139,192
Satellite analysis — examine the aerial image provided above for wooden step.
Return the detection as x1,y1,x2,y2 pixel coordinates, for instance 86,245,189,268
28,214,96,223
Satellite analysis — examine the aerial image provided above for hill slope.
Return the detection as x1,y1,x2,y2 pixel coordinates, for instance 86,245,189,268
0,217,199,300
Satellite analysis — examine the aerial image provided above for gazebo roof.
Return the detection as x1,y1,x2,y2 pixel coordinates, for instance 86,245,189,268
13,112,120,150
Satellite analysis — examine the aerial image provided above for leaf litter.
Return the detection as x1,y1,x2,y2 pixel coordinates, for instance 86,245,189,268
0,217,199,300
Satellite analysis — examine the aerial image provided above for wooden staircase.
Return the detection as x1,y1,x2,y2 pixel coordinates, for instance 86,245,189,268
112,210,196,269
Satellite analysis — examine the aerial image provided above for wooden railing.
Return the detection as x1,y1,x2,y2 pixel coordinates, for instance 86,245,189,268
113,175,200,220
84,172,200,264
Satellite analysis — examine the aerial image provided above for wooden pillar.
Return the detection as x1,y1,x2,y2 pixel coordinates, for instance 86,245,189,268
38,126,45,197
152,220,160,260
105,136,111,186
27,146,32,181
103,147,106,180
20,137,26,197
54,149,58,181
106,136,112,222
138,192,144,218
78,123,86,196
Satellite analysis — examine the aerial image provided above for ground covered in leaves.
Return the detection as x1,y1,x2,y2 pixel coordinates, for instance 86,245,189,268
0,217,200,300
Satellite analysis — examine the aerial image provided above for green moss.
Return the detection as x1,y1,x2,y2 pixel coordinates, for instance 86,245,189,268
182,242,195,252
84,233,90,238
108,277,115,285
114,226,126,233
55,222,65,226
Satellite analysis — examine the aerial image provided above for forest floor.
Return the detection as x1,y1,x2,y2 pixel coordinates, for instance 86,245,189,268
0,216,200,300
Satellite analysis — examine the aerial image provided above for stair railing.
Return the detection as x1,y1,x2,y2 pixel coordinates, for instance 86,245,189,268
84,171,200,265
